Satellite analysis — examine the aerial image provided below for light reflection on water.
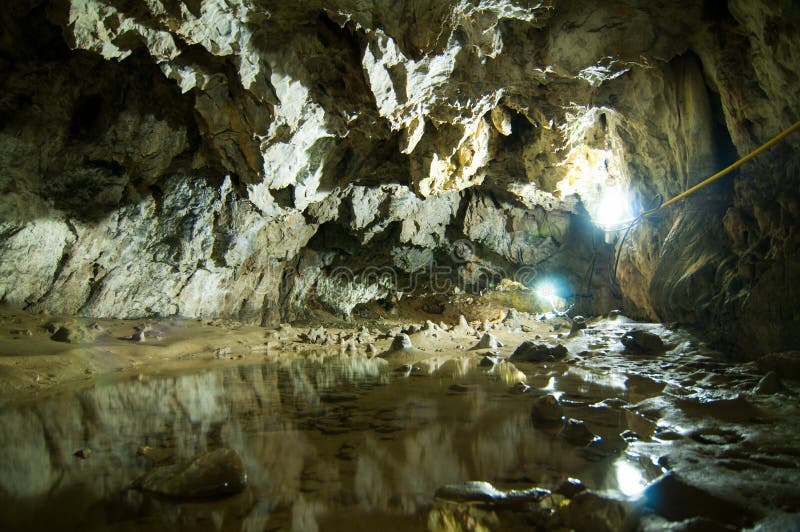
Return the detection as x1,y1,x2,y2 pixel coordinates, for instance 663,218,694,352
0,356,656,531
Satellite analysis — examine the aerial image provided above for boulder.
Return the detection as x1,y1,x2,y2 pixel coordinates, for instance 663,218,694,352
621,329,665,353
510,341,568,362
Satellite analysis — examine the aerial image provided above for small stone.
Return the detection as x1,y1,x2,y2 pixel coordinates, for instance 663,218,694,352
555,478,586,498
754,371,783,394
531,394,563,424
621,329,665,353
390,333,414,351
561,419,596,446
478,356,497,367
510,341,568,362
50,326,73,343
408,324,422,334
470,332,502,350
366,344,377,356
301,326,328,345
74,448,93,459
131,328,146,342
570,315,587,334
512,381,531,393
355,326,374,344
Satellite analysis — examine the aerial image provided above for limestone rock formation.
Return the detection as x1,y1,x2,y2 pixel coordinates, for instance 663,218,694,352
0,0,797,354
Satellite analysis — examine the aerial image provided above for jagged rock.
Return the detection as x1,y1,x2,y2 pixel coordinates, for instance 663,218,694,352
754,371,783,394
510,341,568,362
301,326,329,345
470,333,502,350
502,308,521,330
453,315,473,336
133,448,247,500
531,394,563,425
570,315,587,333
621,330,665,354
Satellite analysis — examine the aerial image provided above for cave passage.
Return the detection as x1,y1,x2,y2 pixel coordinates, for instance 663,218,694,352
1,0,799,530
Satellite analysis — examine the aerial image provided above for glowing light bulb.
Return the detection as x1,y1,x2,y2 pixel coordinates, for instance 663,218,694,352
594,185,633,231
536,281,557,299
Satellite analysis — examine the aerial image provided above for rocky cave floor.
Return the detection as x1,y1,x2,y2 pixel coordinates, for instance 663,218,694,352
0,300,799,531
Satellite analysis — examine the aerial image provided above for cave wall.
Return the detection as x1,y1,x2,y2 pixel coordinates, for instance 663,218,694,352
0,0,798,355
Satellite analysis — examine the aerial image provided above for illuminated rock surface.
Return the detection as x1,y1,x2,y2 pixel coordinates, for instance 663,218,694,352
0,0,799,529
0,0,797,354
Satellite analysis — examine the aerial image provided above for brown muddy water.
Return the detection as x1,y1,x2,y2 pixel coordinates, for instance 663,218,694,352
0,317,799,531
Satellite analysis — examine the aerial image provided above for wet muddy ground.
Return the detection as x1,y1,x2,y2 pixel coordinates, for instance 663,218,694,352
0,307,798,530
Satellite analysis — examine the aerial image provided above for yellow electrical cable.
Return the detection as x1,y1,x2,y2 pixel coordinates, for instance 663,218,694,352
651,118,800,213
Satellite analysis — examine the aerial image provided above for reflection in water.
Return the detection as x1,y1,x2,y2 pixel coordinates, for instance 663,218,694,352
0,355,654,531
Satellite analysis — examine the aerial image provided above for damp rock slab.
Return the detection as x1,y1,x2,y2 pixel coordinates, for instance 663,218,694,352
133,448,247,500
